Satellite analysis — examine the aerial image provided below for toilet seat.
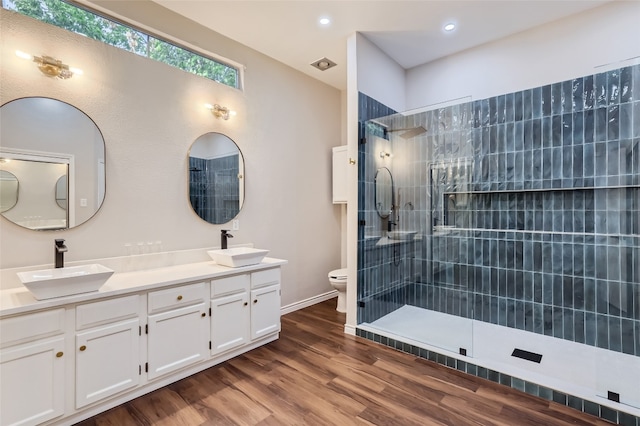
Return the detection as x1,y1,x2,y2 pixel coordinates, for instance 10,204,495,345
328,268,348,280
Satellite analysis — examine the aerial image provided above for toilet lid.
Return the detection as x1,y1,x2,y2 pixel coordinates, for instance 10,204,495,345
328,268,348,279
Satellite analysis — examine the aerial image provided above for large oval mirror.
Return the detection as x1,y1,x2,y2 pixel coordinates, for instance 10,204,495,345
375,167,393,218
0,97,106,230
188,132,244,224
0,170,19,212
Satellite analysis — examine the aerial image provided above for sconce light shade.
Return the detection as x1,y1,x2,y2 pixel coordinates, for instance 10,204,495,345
15,50,83,79
205,103,236,120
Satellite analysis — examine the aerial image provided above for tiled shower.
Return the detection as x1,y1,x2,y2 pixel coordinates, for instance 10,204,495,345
189,154,240,223
356,64,640,424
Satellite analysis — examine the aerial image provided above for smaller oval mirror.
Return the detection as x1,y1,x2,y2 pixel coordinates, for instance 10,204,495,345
375,167,393,218
0,170,19,212
55,175,68,210
188,132,244,224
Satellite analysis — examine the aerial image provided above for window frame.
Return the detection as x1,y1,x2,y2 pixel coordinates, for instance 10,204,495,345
3,0,244,90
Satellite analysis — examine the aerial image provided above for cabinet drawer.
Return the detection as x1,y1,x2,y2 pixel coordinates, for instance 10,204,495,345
211,274,249,297
0,309,66,348
251,268,280,289
76,295,140,330
148,282,205,314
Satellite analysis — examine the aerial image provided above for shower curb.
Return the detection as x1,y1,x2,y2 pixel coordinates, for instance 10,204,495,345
356,328,639,426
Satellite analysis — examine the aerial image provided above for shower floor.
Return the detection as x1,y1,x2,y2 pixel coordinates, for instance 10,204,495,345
365,305,474,356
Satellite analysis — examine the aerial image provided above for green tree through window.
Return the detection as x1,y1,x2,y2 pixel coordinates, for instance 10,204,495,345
4,0,239,88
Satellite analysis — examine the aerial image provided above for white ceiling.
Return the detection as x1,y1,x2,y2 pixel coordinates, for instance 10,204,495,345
151,0,611,91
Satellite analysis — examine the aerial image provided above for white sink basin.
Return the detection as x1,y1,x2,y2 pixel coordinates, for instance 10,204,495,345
387,230,417,241
208,247,269,268
17,264,114,300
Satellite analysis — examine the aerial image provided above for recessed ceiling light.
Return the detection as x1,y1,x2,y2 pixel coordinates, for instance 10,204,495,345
310,57,337,71
444,22,456,32
319,17,331,26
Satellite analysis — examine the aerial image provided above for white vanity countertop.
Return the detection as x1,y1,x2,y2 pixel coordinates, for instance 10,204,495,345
0,257,287,317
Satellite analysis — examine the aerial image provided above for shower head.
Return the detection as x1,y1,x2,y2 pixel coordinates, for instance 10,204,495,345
385,125,427,139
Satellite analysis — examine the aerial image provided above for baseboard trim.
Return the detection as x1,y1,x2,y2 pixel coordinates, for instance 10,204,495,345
344,324,357,336
281,290,338,315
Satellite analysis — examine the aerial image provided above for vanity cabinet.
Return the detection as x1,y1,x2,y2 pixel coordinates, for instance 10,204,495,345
74,295,141,409
146,282,209,380
250,271,281,340
0,261,285,426
0,309,66,426
210,268,281,356
210,274,250,356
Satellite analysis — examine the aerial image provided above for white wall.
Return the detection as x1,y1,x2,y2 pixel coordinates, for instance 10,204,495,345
356,33,406,112
0,6,343,307
406,1,640,110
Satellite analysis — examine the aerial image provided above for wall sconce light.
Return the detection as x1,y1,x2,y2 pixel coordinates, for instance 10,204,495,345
205,103,236,120
15,50,83,79
379,151,391,159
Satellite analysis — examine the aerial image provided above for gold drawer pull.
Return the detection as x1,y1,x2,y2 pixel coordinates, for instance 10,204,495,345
177,295,183,301
79,345,86,351
56,351,64,358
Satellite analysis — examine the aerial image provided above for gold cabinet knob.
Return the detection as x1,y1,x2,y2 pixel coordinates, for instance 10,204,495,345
56,351,64,358
177,295,183,301
201,312,206,318
243,302,248,306
253,299,258,304
79,345,86,351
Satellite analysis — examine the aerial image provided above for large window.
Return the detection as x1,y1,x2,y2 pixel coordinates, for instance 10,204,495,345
3,0,240,89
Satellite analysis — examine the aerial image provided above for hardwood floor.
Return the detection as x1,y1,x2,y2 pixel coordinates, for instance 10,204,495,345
77,299,614,426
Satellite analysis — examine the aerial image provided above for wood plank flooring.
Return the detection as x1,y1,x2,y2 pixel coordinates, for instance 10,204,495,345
77,299,614,425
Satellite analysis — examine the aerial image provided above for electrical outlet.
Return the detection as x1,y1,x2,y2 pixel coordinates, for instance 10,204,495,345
232,219,240,230
80,198,87,207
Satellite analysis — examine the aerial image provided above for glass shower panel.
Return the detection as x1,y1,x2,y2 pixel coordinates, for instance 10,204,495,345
358,112,475,356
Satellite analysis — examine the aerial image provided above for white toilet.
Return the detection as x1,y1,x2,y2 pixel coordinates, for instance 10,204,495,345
328,268,348,313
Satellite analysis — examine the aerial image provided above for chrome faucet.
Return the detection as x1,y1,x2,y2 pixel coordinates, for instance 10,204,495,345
221,230,233,250
55,239,67,268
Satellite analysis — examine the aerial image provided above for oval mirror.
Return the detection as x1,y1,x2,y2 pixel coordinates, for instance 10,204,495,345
188,132,244,224
375,167,393,218
0,97,106,230
0,170,19,212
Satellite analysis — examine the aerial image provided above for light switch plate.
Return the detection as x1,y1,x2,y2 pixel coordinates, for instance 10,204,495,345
232,219,240,230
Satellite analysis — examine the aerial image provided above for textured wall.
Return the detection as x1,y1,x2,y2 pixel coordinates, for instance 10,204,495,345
0,8,342,306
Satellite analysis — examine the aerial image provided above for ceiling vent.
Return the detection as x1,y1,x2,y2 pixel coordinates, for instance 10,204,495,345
310,57,337,71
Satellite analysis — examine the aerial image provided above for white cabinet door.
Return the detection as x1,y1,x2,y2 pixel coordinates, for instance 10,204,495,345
147,303,208,380
75,318,140,409
250,285,281,340
332,145,348,204
211,292,249,356
0,337,65,426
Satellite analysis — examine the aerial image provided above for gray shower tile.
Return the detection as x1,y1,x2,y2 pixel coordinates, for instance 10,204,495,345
596,72,608,108
584,109,595,143
553,306,564,338
595,108,608,142
596,314,609,349
608,69,620,105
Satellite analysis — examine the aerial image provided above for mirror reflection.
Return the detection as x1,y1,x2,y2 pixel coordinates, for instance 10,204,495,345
375,167,393,218
55,175,68,210
188,132,244,224
0,170,19,213
0,97,106,230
